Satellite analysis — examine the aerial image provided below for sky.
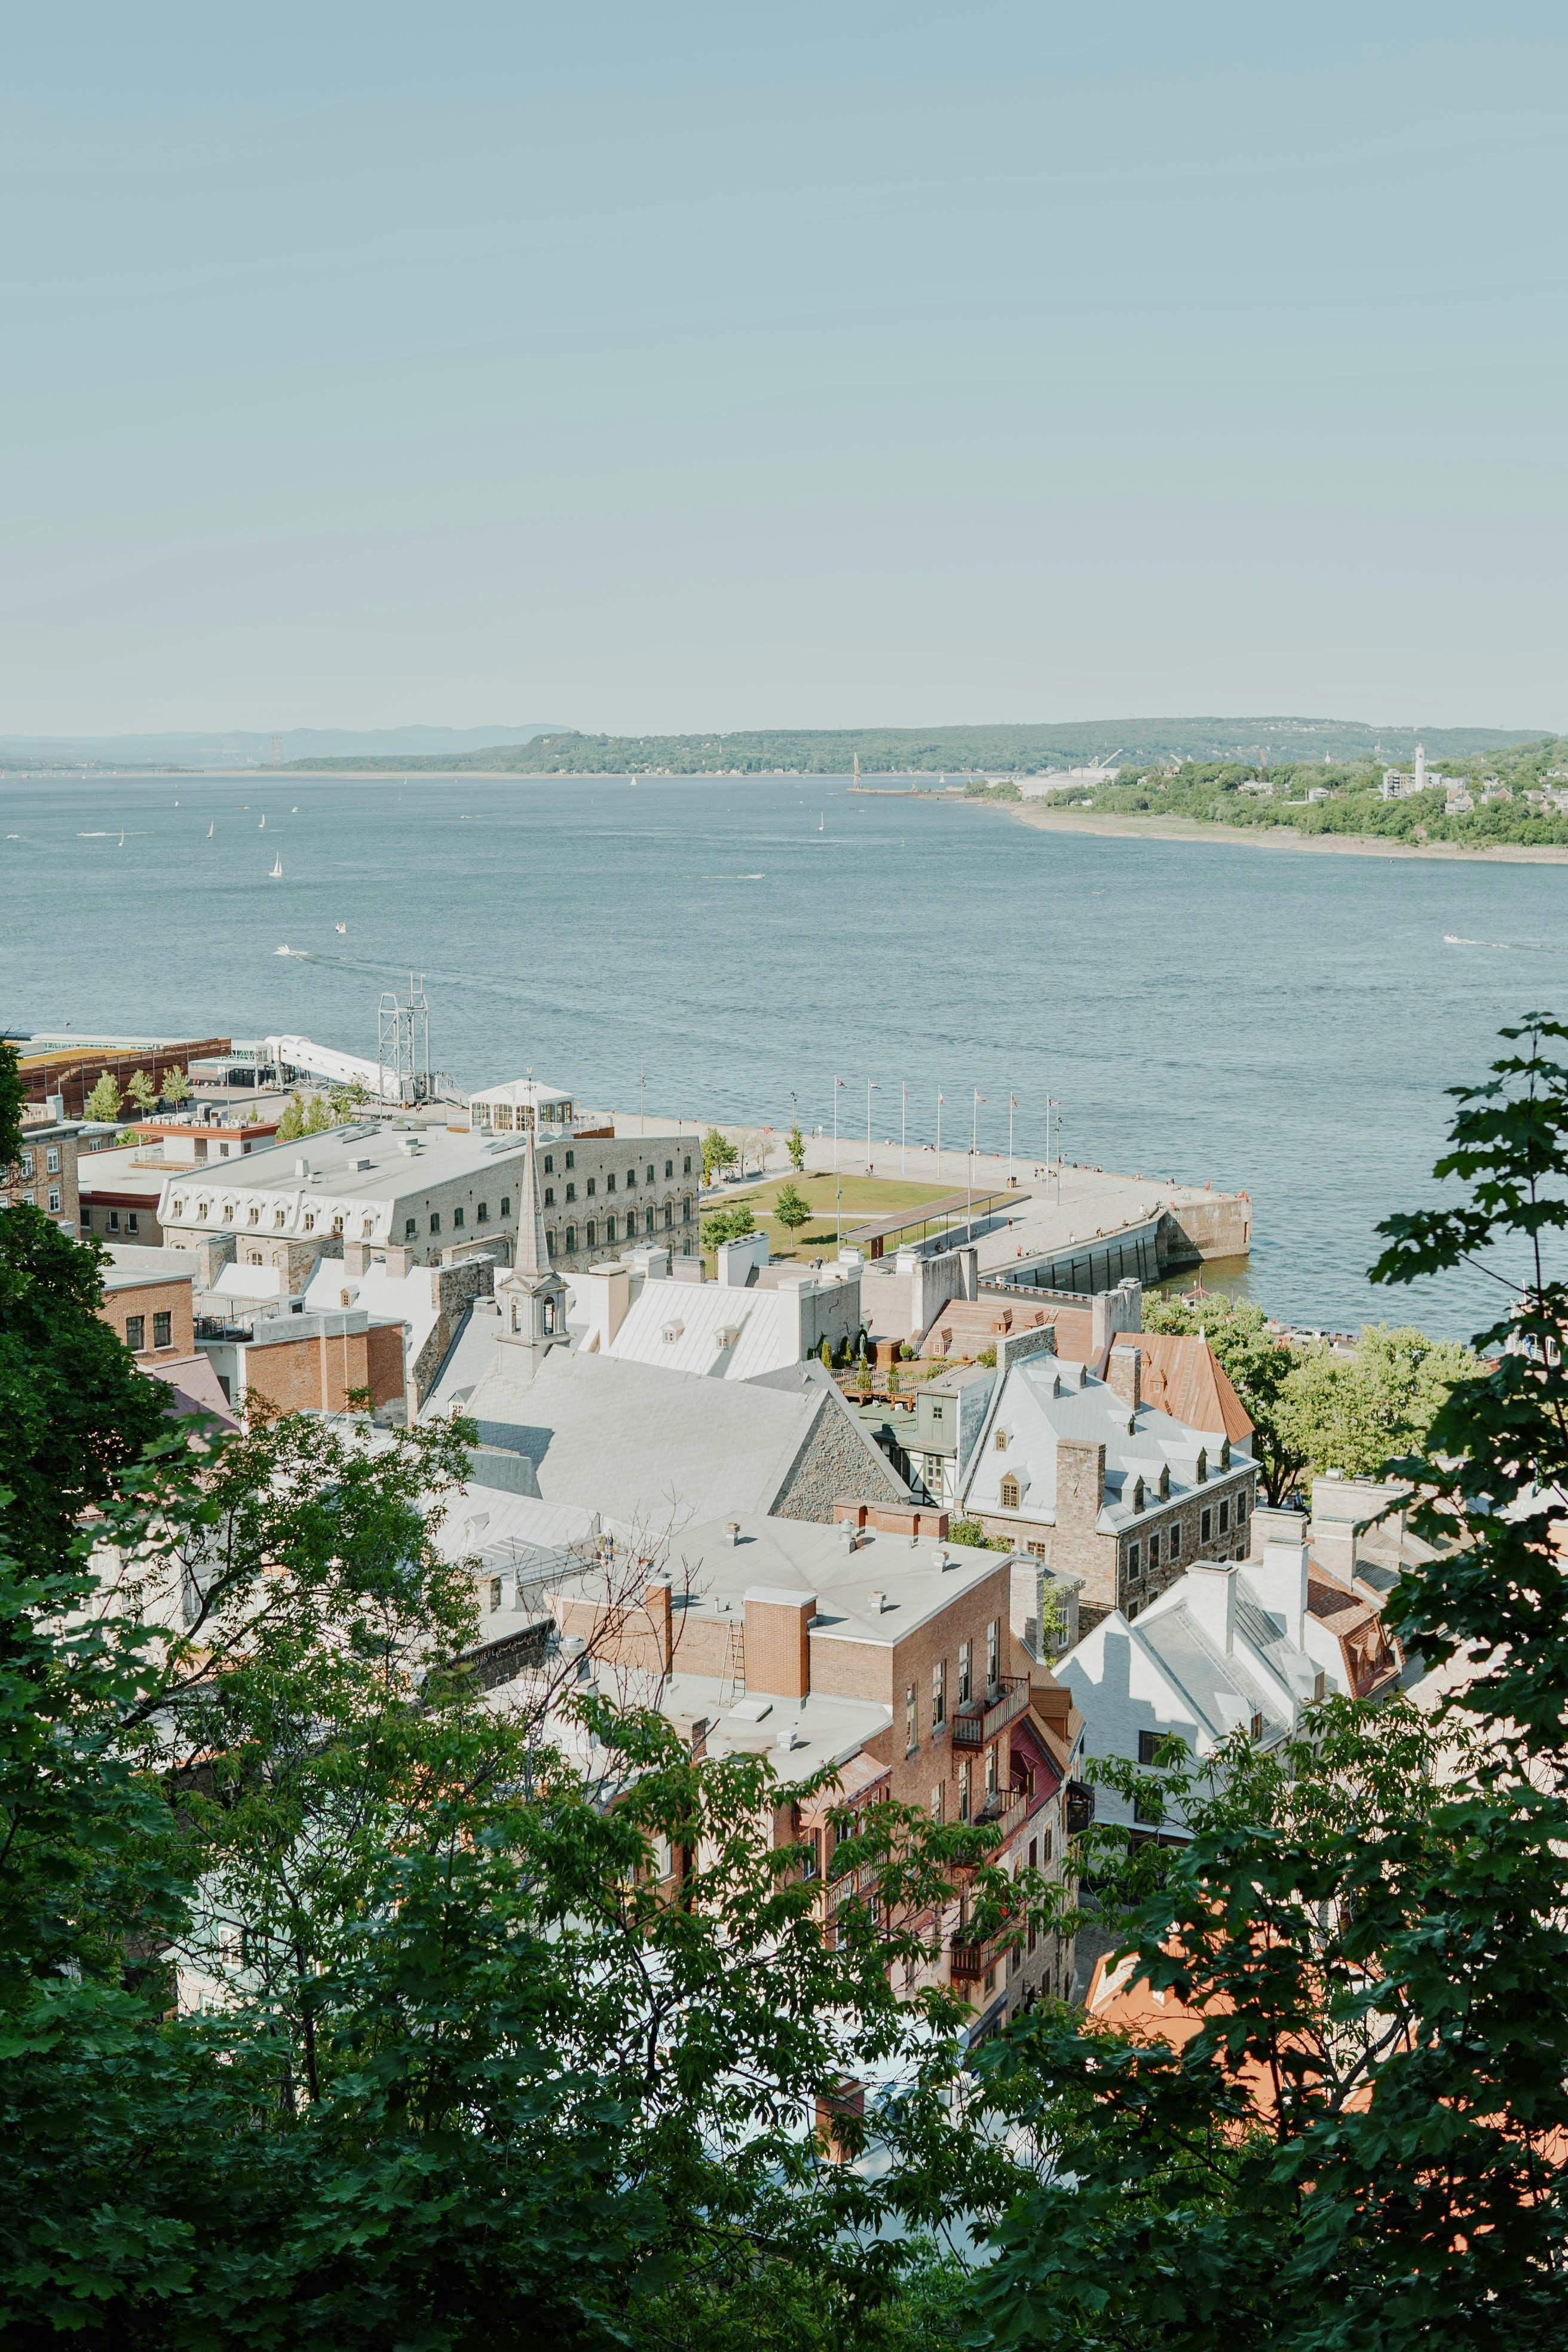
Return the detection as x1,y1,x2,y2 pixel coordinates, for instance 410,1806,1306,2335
3,3,1564,738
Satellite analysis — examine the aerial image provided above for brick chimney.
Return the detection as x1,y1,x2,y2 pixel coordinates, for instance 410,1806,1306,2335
743,1586,816,1698
1055,1438,1107,1533
644,1579,673,1673
1105,1341,1142,1412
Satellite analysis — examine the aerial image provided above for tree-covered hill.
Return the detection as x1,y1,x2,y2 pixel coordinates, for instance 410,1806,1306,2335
282,716,1550,777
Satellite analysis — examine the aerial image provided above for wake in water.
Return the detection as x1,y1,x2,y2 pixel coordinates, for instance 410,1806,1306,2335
1444,933,1568,953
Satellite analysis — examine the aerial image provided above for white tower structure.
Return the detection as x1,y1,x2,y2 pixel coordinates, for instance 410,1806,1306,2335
1414,742,1427,791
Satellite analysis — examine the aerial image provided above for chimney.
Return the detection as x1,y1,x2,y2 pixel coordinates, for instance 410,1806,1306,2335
743,1587,816,1699
1245,1539,1309,1649
726,1521,741,1546
1105,1342,1142,1412
1184,1563,1237,1655
644,1579,673,1672
1055,1437,1108,1532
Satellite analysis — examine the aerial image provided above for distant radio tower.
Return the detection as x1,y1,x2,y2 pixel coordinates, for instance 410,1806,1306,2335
270,733,283,767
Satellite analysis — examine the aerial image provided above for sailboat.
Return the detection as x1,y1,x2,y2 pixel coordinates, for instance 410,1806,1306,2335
117,828,125,848
818,811,824,832
206,822,213,839
259,814,266,830
852,752,860,788
269,852,283,879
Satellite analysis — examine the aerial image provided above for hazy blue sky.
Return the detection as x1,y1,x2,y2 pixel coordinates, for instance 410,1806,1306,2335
4,4,1564,736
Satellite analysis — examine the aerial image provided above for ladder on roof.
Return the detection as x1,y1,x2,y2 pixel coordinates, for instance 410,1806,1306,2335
717,1618,746,1710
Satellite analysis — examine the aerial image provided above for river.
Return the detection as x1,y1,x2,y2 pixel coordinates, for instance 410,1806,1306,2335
4,769,1565,1338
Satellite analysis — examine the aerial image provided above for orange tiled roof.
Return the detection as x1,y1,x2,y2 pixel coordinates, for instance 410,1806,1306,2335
1129,1333,1254,1443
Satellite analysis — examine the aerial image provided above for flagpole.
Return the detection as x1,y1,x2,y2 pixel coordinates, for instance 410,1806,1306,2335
1008,1094,1015,1187
834,1077,846,1249
901,1083,906,1180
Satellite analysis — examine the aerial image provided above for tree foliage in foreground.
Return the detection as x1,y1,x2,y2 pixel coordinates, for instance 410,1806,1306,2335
972,1014,1568,2347
0,1213,1022,2347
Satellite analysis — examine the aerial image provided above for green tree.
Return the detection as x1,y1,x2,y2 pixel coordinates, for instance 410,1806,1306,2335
970,1013,1568,2348
1275,1321,1481,1482
773,1180,811,1235
702,1127,739,1185
302,1092,333,1135
1143,1290,1303,1503
124,1068,158,1114
84,1072,122,1124
276,1092,307,1142
160,1065,192,1108
700,1203,757,1252
787,1125,806,1173
328,1079,370,1122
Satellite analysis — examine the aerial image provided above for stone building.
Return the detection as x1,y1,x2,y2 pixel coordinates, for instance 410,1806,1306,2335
957,1335,1257,1626
3,1114,80,1233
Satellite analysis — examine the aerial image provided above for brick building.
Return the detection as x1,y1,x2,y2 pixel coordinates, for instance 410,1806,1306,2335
96,1248,197,1362
12,1032,231,1117
199,1309,405,1420
3,1116,80,1233
547,1508,1088,2029
78,1140,169,1245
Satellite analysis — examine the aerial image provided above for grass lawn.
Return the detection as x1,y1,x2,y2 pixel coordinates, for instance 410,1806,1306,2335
718,1170,971,1261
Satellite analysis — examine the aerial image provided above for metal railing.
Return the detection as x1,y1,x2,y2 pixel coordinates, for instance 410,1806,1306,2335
952,1675,1029,1748
948,1928,1011,1982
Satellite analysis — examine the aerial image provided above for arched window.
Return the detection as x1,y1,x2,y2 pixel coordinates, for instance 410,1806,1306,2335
605,1214,617,1244
663,1202,673,1227
586,1220,596,1248
1000,1475,1019,1510
546,1229,557,1258
565,1225,577,1254
645,1206,654,1235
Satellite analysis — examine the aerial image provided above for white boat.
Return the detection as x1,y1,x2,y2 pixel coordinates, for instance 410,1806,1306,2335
335,923,347,935
270,853,283,878
117,828,125,847
206,823,213,838
818,812,824,832
259,814,265,829
290,806,298,813
275,944,292,956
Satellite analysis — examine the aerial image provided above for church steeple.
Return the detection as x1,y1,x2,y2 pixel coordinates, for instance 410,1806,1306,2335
494,1119,568,1379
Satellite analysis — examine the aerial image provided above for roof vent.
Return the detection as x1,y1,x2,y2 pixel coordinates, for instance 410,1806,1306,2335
867,1589,890,1614
354,1156,374,1171
294,1157,309,1176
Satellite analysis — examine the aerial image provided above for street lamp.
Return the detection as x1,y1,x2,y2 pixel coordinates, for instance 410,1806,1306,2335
833,1077,846,1248
901,1083,907,1180
865,1079,878,1174
969,1091,987,1221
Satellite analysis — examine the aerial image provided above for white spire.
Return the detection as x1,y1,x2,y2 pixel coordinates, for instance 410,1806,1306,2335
516,1123,550,1277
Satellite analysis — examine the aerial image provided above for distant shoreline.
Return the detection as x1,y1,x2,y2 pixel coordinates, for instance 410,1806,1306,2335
999,803,1568,866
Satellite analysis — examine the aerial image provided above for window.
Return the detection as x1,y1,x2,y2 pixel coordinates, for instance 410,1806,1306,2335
477,1202,489,1223
247,1208,258,1226
302,1212,315,1232
645,1206,654,1235
683,1196,693,1222
566,1226,576,1252
1250,1710,1264,1741
958,1640,972,1703
1028,1838,1037,1869
500,1196,511,1217
985,1742,999,1796
125,1315,145,1350
586,1220,596,1247
544,1187,555,1207
429,1212,441,1235
606,1215,617,1244
987,1618,1000,1689
994,1428,1007,1451
452,1205,465,1228
1000,1474,1019,1509
1027,1539,1046,1558
646,1165,655,1184
1138,1730,1171,1766
1041,1826,1053,1863
489,1579,502,1612
958,1760,972,1823
1218,1499,1230,1534
565,1182,576,1202
1169,1521,1181,1560
108,1210,120,1233
405,1218,417,1239
605,1174,614,1193
45,1147,60,1174
932,1658,946,1726
1200,1506,1212,1545
1127,1542,1141,1580
663,1202,672,1227
683,1154,691,1174
80,1206,91,1227
930,1784,944,1824
546,1230,558,1258
800,1830,819,1879
152,1311,172,1349
543,1154,553,1175
1133,1787,1164,1826
1149,1532,1160,1570
564,1151,574,1169
665,1159,673,1178
19,1153,33,1179
1236,1490,1248,1523
905,1684,918,1754
362,1217,373,1238
222,1203,233,1221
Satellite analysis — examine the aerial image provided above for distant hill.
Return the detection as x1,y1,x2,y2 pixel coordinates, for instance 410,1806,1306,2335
0,723,564,772
281,717,1553,777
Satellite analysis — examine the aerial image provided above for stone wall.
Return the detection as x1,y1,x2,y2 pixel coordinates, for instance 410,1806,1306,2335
773,1392,908,1522
409,1257,500,1405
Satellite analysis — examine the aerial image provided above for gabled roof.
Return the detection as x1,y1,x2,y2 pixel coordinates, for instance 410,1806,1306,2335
960,1352,1238,1532
607,1277,805,1382
1128,1333,1253,1444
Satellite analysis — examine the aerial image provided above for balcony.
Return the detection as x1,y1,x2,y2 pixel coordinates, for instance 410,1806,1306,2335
951,1675,1029,1748
975,1788,1029,1845
947,1928,1012,1983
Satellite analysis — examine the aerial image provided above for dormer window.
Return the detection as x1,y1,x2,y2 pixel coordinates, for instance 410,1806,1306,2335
1000,1475,1019,1510
994,1429,1006,1451
273,1209,286,1229
1132,1476,1146,1512
1220,1438,1231,1470
302,1212,315,1232
247,1207,259,1226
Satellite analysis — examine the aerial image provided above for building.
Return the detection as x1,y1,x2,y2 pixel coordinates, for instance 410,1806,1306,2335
600,1242,863,1380
78,1138,172,1244
8,1031,232,1116
468,1078,580,1136
1057,1527,1402,1843
95,1245,197,1362
4,1114,79,1232
541,1508,1089,2028
127,1115,282,1165
197,1307,406,1421
157,1098,696,1293
1380,743,1464,802
954,1334,1257,1624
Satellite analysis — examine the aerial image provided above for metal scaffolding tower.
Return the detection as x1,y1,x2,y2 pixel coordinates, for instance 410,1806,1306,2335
377,974,431,1104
